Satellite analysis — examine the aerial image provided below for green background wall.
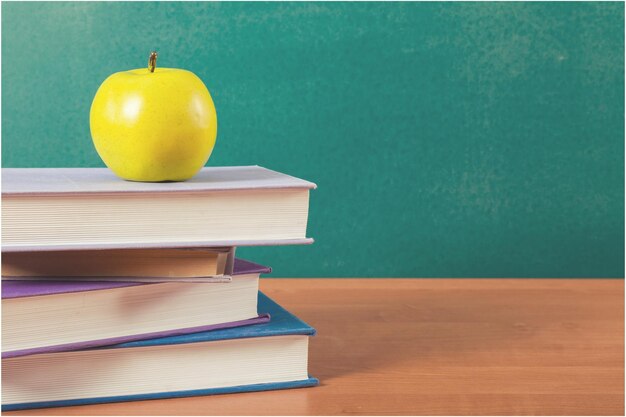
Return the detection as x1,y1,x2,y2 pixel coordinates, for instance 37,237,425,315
2,2,624,277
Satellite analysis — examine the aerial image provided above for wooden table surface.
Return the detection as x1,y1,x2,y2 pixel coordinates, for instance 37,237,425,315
6,279,624,416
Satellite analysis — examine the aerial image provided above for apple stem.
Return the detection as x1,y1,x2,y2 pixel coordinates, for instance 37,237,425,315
148,51,158,73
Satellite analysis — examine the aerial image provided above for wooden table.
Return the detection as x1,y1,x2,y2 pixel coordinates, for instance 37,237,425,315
6,279,624,416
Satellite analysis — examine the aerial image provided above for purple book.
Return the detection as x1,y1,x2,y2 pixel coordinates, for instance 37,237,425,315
2,258,272,359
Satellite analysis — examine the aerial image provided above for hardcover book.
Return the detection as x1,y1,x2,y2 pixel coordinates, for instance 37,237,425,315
2,166,316,252
2,292,318,411
2,247,235,280
2,258,271,358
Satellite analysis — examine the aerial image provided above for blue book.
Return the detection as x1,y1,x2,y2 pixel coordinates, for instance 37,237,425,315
2,292,318,411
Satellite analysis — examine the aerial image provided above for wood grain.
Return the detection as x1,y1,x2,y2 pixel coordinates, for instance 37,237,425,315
4,279,624,416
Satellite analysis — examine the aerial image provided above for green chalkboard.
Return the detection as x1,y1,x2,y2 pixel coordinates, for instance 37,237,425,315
2,2,624,277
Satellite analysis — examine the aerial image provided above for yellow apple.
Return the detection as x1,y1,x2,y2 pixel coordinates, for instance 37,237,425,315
90,52,217,182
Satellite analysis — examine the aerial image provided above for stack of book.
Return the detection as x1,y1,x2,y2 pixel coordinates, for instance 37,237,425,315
1,166,318,411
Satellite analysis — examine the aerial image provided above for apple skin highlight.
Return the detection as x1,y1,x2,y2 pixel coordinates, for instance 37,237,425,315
90,53,217,182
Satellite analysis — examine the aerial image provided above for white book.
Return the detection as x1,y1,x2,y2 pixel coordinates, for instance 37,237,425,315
2,166,316,252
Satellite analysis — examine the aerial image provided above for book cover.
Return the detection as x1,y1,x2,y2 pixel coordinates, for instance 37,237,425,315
2,259,272,358
2,292,318,411
2,166,317,195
